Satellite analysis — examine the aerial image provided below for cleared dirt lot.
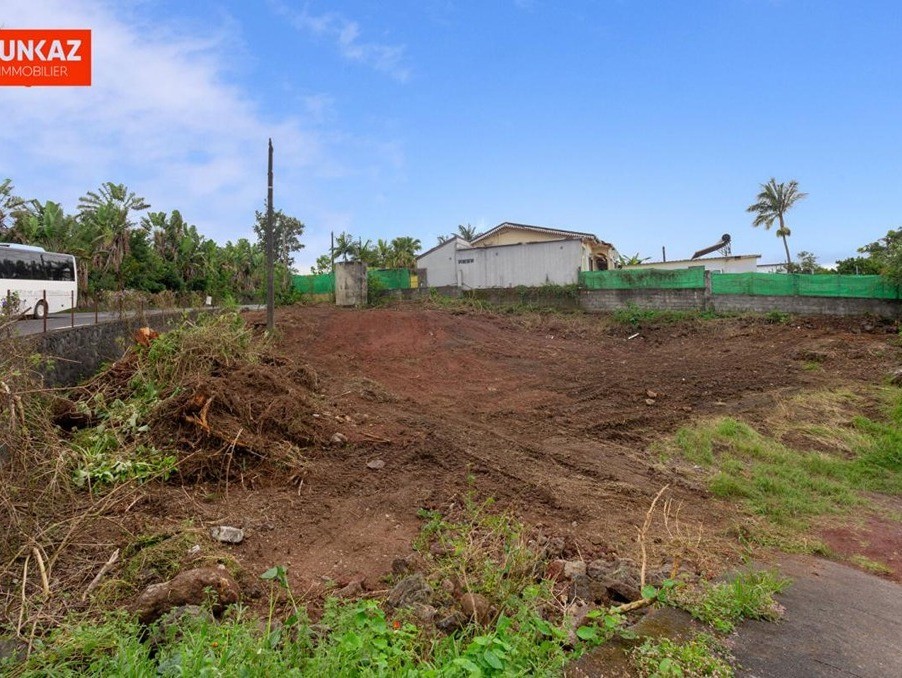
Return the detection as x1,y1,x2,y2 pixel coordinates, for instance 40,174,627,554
125,303,900,598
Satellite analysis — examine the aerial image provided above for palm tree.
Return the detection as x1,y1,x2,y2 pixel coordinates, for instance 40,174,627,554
78,182,150,289
390,236,422,269
332,232,356,262
0,178,26,235
457,223,477,241
746,178,807,266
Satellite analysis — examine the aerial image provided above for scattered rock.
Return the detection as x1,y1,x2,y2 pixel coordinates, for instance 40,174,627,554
587,559,614,581
565,602,592,646
133,566,240,625
334,578,365,599
606,580,641,604
330,432,348,445
542,536,566,559
413,603,437,624
435,611,466,633
645,398,656,406
430,543,450,558
563,560,587,579
366,459,385,470
589,580,613,605
0,637,27,664
187,544,201,556
889,369,902,386
392,556,412,576
645,389,658,399
568,574,592,603
209,526,244,544
545,559,566,581
459,592,494,625
387,574,432,609
440,578,456,595
148,605,212,646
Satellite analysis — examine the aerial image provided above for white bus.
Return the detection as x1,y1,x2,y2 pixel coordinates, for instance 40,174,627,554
0,243,78,319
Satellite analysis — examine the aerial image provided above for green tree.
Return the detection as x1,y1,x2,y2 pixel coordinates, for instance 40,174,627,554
857,228,902,284
746,178,807,266
332,231,356,262
310,253,332,275
390,236,422,269
834,256,882,276
617,252,650,267
787,250,825,274
78,182,150,290
457,223,477,241
0,178,26,235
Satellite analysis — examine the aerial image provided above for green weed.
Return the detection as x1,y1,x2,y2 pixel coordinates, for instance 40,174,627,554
667,569,789,633
849,555,892,576
631,633,733,677
668,389,902,527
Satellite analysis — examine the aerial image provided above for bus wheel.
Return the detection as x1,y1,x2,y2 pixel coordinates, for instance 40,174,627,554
33,301,48,320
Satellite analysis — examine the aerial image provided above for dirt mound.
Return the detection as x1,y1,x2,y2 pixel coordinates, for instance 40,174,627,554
158,360,333,479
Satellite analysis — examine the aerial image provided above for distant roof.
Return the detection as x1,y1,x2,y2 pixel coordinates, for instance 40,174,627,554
470,222,611,247
416,235,469,260
631,253,761,266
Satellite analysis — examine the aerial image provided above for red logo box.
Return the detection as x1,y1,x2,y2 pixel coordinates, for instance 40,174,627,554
0,29,92,86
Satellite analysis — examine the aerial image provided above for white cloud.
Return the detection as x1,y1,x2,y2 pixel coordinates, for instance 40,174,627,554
270,1,411,82
0,0,402,270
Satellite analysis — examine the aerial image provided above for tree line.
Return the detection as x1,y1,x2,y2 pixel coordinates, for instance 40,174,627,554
0,178,304,303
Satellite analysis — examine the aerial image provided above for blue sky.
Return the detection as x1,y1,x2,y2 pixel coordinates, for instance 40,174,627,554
2,0,900,271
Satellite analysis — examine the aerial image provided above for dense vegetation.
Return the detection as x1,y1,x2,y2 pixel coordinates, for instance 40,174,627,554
0,178,303,304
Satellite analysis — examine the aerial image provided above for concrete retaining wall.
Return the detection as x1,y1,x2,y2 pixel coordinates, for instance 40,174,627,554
580,288,707,312
31,310,213,386
579,289,901,318
711,294,902,318
335,261,367,306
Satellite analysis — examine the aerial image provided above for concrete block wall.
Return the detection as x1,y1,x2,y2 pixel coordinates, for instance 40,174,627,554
712,294,902,318
580,289,707,312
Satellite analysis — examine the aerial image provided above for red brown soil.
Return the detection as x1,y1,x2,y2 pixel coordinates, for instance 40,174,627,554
83,305,902,600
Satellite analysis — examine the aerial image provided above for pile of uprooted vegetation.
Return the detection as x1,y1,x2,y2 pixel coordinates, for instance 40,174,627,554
0,313,338,646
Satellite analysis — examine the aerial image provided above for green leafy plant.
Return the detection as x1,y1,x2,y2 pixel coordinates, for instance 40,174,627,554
631,633,733,677
668,569,789,633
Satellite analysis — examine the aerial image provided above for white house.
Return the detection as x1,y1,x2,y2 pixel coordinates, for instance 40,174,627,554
417,222,618,289
623,254,761,274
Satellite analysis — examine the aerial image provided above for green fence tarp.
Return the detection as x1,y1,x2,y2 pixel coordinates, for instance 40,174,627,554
579,268,706,290
711,273,900,299
292,272,334,295
369,268,412,290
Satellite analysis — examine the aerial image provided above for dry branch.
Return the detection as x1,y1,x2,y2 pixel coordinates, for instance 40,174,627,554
82,548,120,601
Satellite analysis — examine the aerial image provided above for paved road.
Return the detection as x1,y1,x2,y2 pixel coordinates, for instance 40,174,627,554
12,311,124,336
733,555,902,678
11,305,265,337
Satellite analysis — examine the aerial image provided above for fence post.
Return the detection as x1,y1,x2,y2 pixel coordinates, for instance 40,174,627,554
703,270,713,312
94,298,99,324
71,290,75,328
43,289,47,334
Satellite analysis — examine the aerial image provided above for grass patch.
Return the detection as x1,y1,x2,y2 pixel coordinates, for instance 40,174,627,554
666,569,790,633
11,501,592,676
668,389,902,528
849,555,892,576
610,304,723,327
631,633,733,677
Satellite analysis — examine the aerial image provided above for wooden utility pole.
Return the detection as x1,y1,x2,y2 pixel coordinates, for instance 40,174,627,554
266,138,275,331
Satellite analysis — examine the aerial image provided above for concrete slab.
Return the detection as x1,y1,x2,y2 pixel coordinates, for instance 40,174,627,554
733,556,902,677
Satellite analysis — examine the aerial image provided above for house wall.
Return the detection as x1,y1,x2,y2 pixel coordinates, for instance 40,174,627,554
623,255,759,274
474,230,569,247
458,239,583,289
416,239,459,288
